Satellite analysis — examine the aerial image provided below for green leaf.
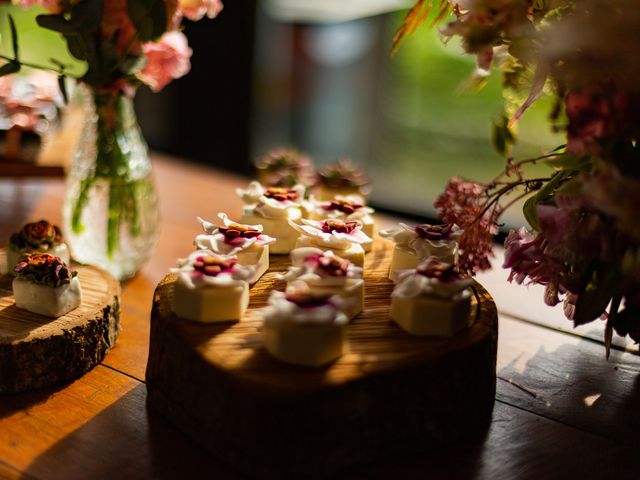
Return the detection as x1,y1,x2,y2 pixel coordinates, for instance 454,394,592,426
573,267,616,326
58,74,68,103
36,14,78,34
8,14,18,60
543,153,590,171
521,170,570,231
0,60,20,76
127,0,167,42
70,0,103,33
523,194,540,231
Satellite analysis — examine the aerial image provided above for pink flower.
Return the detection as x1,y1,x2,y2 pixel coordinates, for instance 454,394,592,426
434,177,498,274
138,31,192,92
17,0,61,13
178,0,223,21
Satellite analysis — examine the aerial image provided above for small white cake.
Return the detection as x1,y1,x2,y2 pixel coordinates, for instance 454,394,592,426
170,250,255,323
237,182,305,254
314,158,370,201
12,253,82,318
390,258,472,337
7,220,70,274
308,196,375,252
289,218,371,267
281,247,364,320
194,213,275,284
380,223,462,281
260,289,348,367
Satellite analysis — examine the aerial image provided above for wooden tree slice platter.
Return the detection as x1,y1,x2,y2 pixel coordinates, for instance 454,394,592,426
0,249,121,393
146,239,498,478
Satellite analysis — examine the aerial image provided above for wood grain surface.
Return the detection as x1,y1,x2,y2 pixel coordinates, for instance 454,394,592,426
0,155,638,479
0,249,121,393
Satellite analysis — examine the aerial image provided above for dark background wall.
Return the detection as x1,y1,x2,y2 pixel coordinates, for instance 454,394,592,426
135,0,257,175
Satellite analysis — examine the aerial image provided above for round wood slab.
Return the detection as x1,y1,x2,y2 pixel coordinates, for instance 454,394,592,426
146,239,498,478
0,249,121,393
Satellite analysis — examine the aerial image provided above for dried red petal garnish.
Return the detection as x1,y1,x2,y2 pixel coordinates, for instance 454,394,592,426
285,292,333,309
264,187,299,202
321,219,359,234
324,199,364,215
193,255,237,277
415,223,454,241
14,252,76,287
219,223,261,241
416,259,461,282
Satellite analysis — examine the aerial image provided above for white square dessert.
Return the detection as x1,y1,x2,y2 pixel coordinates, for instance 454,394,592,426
281,248,364,320
381,223,462,282
289,218,371,267
172,280,249,323
294,236,365,267
390,259,473,337
170,251,255,323
7,220,70,274
12,253,82,318
236,182,306,255
260,290,348,367
308,196,375,253
194,214,274,284
242,207,301,254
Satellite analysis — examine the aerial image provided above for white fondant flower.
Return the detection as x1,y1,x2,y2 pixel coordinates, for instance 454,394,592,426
280,247,363,286
259,286,348,326
392,258,472,299
171,249,255,289
289,218,371,250
380,223,462,260
194,213,275,255
310,195,375,222
236,181,305,218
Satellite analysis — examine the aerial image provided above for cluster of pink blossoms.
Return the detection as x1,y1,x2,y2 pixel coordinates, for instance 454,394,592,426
434,177,500,275
17,0,223,93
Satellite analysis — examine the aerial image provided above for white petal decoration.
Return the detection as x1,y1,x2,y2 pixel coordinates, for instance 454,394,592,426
171,249,255,289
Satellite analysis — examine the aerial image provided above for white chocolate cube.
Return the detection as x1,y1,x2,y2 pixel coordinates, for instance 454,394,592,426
294,236,365,267
388,245,420,281
236,244,269,284
263,320,347,367
241,207,301,255
172,280,249,323
361,218,375,253
13,276,82,318
300,279,364,321
315,185,364,201
7,243,70,275
390,291,471,337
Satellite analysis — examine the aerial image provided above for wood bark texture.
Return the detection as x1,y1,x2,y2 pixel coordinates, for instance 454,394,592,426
146,240,498,478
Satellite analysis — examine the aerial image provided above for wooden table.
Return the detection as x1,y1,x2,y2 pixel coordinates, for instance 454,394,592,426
0,155,638,480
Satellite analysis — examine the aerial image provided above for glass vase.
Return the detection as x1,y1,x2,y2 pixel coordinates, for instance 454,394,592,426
62,88,160,281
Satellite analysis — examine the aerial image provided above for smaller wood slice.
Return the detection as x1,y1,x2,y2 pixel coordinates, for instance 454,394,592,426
0,249,121,393
147,241,498,478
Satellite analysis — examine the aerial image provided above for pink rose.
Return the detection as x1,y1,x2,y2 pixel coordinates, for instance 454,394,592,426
178,0,223,21
18,0,61,13
138,31,192,92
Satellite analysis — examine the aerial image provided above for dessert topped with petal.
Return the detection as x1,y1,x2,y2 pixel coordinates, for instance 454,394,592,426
261,289,347,326
315,158,371,200
381,222,462,280
10,220,63,253
171,250,255,289
195,214,275,255
254,147,316,188
282,248,362,286
393,259,473,300
14,253,77,288
12,253,82,318
8,220,71,272
237,182,305,254
290,219,371,250
237,181,305,218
